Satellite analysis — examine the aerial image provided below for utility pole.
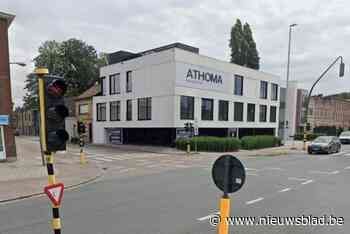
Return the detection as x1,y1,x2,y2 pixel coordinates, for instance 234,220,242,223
284,23,297,143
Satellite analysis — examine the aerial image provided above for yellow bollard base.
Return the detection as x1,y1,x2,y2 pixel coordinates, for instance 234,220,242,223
218,197,230,234
80,152,87,164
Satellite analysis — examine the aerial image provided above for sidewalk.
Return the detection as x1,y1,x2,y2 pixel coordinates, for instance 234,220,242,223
0,137,102,203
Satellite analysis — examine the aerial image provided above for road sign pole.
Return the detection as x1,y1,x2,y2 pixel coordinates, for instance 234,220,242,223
37,67,62,234
79,134,86,164
218,196,230,234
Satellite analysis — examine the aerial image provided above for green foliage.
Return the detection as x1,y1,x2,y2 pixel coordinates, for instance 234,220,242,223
241,135,281,150
294,133,321,141
175,137,241,152
229,19,260,69
23,38,107,109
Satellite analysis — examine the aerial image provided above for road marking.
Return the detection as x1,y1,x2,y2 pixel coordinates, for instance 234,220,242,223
247,173,258,176
288,177,308,181
301,180,314,185
330,170,339,174
263,167,284,171
345,166,350,170
309,170,333,175
91,157,113,162
279,188,291,193
246,168,259,171
197,211,220,221
246,197,264,205
119,168,136,173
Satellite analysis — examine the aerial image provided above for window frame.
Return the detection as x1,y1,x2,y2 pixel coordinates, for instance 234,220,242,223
110,101,121,121
180,96,195,120
79,103,89,115
271,83,278,101
126,71,132,93
218,100,229,121
100,77,106,96
270,106,277,123
109,73,121,95
126,99,132,121
247,103,256,122
201,98,214,121
96,103,107,121
234,75,244,96
138,97,152,120
234,102,244,122
260,81,268,99
259,105,267,122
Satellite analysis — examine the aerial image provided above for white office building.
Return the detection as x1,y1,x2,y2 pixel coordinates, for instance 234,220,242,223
92,43,282,145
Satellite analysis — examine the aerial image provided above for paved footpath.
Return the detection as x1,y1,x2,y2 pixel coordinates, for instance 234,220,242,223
0,137,101,202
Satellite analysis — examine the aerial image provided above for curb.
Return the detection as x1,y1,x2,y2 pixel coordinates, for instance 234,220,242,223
0,172,104,205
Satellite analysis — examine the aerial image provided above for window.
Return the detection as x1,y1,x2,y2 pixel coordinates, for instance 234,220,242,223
234,102,244,121
218,100,229,121
79,104,89,115
180,96,195,120
259,105,267,122
110,101,120,121
96,103,106,121
100,77,106,96
201,98,214,120
247,103,255,122
270,106,277,122
138,97,152,120
260,81,268,99
234,75,243,96
110,73,120,95
126,99,132,121
126,71,132,93
271,83,278,101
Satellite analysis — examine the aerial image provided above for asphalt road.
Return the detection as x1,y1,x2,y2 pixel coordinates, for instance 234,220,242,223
1,143,350,234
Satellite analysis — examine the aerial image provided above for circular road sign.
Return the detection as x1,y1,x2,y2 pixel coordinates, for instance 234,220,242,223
212,155,246,194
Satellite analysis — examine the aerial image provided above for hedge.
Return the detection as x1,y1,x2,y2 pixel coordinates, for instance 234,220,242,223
241,135,281,150
294,133,321,141
175,136,241,152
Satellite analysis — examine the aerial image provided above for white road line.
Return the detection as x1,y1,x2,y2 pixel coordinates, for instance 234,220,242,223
345,166,350,170
301,180,314,185
330,170,340,174
279,188,291,193
197,212,220,221
103,156,121,160
246,197,264,205
247,173,258,176
263,167,284,171
92,157,113,162
288,177,308,181
119,168,136,173
309,170,333,175
246,168,259,171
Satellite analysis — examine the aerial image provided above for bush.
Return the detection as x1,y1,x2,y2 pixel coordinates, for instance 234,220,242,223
175,136,241,152
241,135,281,150
293,133,321,141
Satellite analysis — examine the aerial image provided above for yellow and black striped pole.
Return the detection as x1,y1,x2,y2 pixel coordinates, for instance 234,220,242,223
79,133,86,164
36,67,62,234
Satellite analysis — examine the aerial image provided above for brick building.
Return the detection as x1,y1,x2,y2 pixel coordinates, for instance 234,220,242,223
308,94,350,130
14,108,39,136
0,11,16,161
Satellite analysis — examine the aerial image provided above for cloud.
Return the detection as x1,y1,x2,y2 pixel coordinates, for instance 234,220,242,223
2,0,350,106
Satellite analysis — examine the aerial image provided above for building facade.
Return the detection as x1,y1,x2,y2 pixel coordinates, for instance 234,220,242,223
0,12,16,160
93,43,282,145
74,84,99,142
308,94,350,130
14,109,39,136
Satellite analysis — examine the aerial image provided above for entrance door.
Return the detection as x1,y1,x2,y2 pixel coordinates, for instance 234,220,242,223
0,126,6,160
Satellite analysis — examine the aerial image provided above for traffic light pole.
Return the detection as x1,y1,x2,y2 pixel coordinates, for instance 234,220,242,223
37,68,62,234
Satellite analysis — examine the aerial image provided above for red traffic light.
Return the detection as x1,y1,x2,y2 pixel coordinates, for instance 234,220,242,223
48,79,67,97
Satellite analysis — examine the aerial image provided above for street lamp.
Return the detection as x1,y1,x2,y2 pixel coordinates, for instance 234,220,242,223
9,62,26,67
284,23,298,143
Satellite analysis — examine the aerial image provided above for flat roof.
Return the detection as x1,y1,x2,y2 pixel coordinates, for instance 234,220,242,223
0,11,15,27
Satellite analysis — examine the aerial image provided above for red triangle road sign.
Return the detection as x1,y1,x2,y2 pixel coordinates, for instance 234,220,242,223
44,183,64,206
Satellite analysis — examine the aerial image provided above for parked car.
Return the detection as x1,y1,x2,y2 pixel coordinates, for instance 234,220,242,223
307,136,341,154
339,131,350,144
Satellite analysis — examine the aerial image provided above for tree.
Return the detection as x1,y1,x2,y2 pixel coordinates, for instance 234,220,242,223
229,19,260,69
243,23,260,69
23,39,107,108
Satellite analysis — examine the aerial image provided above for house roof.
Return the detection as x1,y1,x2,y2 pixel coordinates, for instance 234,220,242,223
75,84,99,101
0,11,15,27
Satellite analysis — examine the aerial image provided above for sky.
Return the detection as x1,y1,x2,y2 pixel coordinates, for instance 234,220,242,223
3,0,350,107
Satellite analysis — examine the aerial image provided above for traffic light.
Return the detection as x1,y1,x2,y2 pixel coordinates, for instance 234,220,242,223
44,77,69,151
77,121,86,134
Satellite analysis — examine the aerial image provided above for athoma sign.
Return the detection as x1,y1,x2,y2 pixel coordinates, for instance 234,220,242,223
186,68,223,85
